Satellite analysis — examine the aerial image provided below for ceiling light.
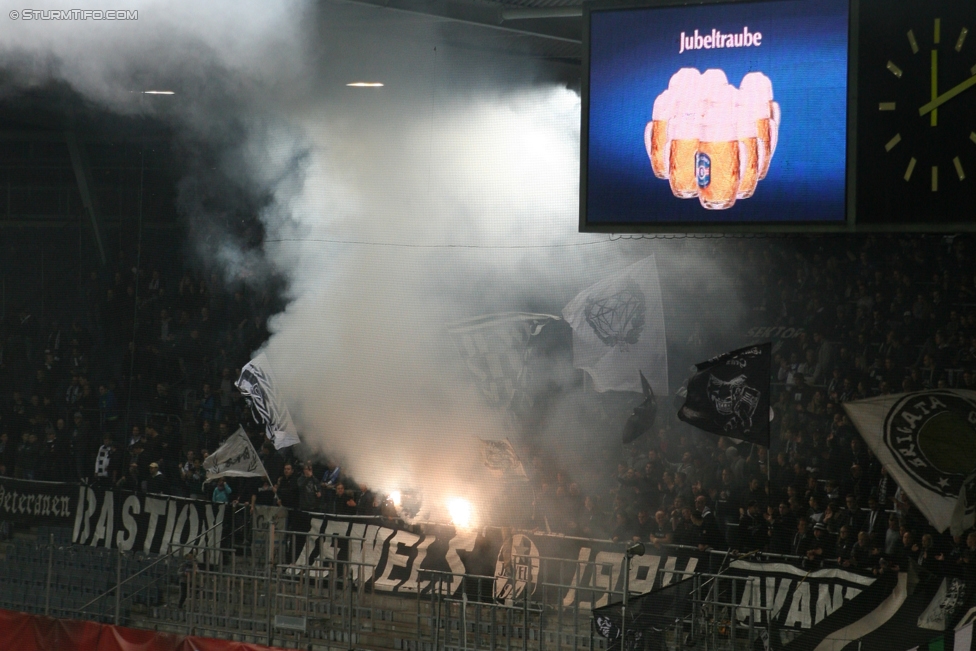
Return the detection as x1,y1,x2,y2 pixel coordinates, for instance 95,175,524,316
346,82,384,88
143,91,174,95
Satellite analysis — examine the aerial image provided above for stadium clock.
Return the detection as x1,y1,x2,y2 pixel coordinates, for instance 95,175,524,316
856,0,976,227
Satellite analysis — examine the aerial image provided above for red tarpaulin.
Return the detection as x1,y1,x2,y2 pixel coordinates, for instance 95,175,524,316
0,610,289,651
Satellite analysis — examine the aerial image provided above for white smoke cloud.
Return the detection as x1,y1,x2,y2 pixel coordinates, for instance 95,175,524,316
0,0,746,524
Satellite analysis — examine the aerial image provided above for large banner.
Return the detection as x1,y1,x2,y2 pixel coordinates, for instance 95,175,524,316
63,484,699,607
290,516,698,607
0,476,77,526
72,485,227,564
727,560,876,647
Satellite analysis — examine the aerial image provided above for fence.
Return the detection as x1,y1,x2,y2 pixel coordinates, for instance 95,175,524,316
2,522,804,651
165,526,782,651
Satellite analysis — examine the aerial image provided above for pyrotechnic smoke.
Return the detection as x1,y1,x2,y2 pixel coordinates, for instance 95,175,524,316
0,0,748,525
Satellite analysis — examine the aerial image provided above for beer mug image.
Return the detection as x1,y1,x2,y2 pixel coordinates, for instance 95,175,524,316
739,73,776,180
666,68,704,198
668,119,699,198
647,68,777,208
645,90,671,179
735,92,764,199
697,84,739,210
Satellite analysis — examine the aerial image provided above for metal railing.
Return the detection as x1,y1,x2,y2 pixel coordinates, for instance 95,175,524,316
2,523,814,651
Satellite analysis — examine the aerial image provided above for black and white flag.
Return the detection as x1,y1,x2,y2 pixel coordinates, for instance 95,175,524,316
562,255,668,395
844,390,976,535
677,342,771,447
622,371,658,444
479,438,528,479
202,427,269,483
448,312,559,413
594,577,696,651
236,353,301,450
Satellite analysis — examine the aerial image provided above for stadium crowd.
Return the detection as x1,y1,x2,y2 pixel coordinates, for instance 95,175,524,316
0,259,386,520
0,234,974,577
529,235,976,576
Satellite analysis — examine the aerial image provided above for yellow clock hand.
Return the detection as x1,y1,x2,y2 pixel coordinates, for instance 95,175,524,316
919,73,976,116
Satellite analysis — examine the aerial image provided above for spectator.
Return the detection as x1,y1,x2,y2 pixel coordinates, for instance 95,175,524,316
212,478,233,504
297,462,321,512
147,462,168,494
792,518,813,557
276,463,299,509
182,458,206,499
768,502,796,555
116,462,142,492
94,435,118,486
648,510,673,549
836,526,854,566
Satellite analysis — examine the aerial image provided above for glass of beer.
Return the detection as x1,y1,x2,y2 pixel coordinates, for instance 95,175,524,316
646,90,672,179
697,84,739,210
736,93,762,199
667,69,704,198
740,73,776,180
669,117,700,198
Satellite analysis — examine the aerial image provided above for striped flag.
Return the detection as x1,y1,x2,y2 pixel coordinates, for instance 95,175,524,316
236,352,301,450
202,427,269,483
448,312,559,412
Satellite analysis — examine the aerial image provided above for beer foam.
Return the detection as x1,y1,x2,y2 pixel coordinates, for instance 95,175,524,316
700,69,729,89
739,72,773,118
667,113,699,141
735,89,759,139
668,68,702,119
652,89,672,121
700,84,736,143
668,68,701,93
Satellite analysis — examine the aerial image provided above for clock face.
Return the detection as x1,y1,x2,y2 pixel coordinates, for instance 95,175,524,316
857,0,976,227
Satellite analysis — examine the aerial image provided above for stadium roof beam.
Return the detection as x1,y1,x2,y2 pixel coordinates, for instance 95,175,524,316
333,0,582,44
500,7,582,20
64,130,106,265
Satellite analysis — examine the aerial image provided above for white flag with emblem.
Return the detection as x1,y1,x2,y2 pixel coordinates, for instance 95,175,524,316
843,390,976,535
448,313,559,412
203,427,269,483
236,353,301,450
562,255,668,394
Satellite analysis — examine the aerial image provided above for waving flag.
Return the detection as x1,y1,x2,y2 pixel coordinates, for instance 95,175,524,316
236,353,301,450
844,390,976,535
479,438,528,479
448,312,559,412
562,255,668,395
202,427,268,483
678,343,771,447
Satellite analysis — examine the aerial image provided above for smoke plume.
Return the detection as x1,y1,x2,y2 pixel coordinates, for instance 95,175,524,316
0,0,748,525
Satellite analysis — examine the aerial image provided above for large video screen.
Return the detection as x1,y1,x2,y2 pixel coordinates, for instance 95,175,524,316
582,0,850,230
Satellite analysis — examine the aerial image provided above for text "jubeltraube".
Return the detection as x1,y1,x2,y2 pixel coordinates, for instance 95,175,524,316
679,27,762,54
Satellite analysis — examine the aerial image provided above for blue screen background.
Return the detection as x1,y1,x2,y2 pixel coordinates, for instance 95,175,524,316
586,0,849,224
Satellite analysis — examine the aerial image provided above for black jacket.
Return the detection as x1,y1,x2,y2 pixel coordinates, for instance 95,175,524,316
277,474,299,509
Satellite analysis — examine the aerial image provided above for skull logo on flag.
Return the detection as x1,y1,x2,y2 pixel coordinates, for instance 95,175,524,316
707,374,760,432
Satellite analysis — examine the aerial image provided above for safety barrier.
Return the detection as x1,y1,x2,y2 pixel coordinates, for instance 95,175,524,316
3,521,801,650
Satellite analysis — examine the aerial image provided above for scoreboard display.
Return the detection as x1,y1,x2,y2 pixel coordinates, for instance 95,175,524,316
582,0,851,231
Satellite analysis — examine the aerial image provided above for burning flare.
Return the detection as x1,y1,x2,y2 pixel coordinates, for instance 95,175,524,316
447,498,473,529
